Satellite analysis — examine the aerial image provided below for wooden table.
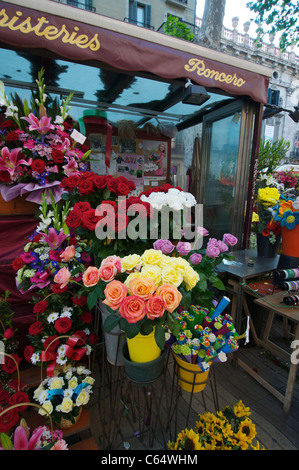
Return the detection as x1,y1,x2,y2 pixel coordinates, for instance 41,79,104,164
253,292,299,413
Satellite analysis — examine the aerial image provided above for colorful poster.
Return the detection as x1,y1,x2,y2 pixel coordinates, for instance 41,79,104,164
143,140,167,178
115,154,144,193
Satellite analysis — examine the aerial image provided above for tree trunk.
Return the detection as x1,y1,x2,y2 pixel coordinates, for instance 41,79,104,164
195,0,226,49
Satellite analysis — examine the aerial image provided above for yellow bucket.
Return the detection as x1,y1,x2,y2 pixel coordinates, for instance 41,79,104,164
126,329,161,363
174,354,210,393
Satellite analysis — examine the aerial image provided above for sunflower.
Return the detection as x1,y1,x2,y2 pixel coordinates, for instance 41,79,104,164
233,400,251,418
236,417,257,443
167,428,202,450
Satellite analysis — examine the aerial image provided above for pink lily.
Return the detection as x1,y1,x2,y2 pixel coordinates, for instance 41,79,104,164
21,113,54,135
40,227,68,249
12,425,45,450
63,156,79,177
0,146,31,177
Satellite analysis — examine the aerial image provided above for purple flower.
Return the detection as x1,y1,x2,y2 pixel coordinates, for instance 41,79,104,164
189,253,202,265
217,240,229,253
176,241,192,256
223,233,238,246
206,244,220,258
196,226,209,237
153,239,175,254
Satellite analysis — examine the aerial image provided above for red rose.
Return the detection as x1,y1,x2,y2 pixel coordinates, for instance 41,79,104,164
0,390,10,405
71,295,87,306
73,201,91,213
63,121,72,131
31,159,46,173
66,209,82,229
23,345,35,363
73,330,87,346
81,312,93,323
81,209,99,231
8,391,29,412
63,174,80,190
43,335,59,352
2,354,21,374
33,300,48,314
8,379,26,392
5,130,20,141
28,321,43,336
89,333,97,344
78,178,94,196
92,174,109,189
51,149,65,164
0,408,19,433
32,233,43,243
54,317,72,334
12,257,25,271
115,213,129,233
116,182,132,196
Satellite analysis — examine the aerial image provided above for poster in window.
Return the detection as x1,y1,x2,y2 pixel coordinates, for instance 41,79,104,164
143,140,167,178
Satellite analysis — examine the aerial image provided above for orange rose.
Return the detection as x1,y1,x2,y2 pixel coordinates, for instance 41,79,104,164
129,277,156,299
103,280,128,310
119,295,146,323
83,266,100,287
146,295,166,320
99,261,118,282
155,283,182,313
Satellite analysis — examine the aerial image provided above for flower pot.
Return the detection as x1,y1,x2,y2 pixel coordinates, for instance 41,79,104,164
100,301,125,366
174,354,210,393
59,408,82,429
126,328,161,363
281,225,299,258
121,343,166,384
256,233,280,258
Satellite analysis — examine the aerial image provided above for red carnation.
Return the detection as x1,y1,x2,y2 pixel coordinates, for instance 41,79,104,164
51,149,65,164
33,300,48,314
28,321,43,336
12,257,25,271
31,159,46,173
54,317,72,334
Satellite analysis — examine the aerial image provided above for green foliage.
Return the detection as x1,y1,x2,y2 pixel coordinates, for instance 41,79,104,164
258,138,290,175
247,0,299,51
164,15,195,42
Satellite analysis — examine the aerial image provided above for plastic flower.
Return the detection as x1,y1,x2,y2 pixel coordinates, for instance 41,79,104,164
280,210,299,229
0,146,31,176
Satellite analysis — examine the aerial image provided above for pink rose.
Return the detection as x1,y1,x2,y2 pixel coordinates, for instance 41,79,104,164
217,240,229,253
176,241,192,256
223,233,238,246
146,295,166,320
101,255,121,273
196,226,209,237
206,244,220,258
54,267,71,288
103,280,128,310
83,266,100,287
119,295,146,323
60,245,76,262
189,253,202,265
153,239,175,254
99,261,118,282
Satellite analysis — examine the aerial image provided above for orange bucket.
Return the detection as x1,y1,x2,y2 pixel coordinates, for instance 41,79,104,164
281,225,299,257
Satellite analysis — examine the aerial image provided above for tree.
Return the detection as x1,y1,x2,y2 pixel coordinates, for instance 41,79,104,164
247,0,299,51
163,15,195,42
194,0,226,49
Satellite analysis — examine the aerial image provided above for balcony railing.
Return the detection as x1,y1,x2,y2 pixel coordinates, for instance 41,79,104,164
66,1,95,12
123,17,155,30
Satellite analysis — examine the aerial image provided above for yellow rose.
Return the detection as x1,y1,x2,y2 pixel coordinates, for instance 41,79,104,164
76,389,90,407
141,249,163,266
173,257,190,271
161,265,183,287
49,377,64,390
82,376,95,385
121,254,141,272
38,400,53,416
60,397,74,413
33,383,45,401
140,265,162,287
68,376,78,390
183,266,200,291
159,255,175,268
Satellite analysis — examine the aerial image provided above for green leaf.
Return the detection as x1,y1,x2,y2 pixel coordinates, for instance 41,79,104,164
122,321,140,339
0,433,13,450
104,314,120,332
211,278,225,290
87,289,98,310
154,323,166,350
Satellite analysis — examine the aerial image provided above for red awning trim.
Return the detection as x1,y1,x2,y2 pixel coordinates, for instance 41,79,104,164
0,2,269,103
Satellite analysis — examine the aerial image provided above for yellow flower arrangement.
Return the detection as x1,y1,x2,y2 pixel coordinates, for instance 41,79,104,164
258,187,280,208
167,401,265,451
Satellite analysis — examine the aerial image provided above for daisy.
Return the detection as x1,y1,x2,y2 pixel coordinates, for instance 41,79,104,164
47,312,59,324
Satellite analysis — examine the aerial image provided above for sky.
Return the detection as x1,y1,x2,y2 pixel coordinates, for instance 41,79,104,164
196,0,258,37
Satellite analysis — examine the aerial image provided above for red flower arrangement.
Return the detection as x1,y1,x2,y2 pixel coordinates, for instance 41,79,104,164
0,379,29,433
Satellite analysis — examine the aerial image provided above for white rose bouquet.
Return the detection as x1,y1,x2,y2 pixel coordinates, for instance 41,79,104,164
33,365,94,426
